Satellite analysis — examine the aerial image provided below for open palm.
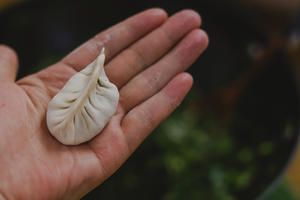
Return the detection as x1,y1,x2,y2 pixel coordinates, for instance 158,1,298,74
0,9,208,199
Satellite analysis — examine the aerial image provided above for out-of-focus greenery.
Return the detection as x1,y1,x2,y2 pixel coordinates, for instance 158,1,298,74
151,98,248,200
262,181,299,200
85,75,298,199
84,48,298,200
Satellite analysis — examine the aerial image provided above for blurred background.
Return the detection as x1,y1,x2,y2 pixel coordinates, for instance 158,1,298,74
1,0,300,199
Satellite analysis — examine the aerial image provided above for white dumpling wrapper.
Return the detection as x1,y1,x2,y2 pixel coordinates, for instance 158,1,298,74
46,48,119,145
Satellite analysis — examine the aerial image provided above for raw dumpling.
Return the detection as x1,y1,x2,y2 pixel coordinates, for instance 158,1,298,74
46,48,119,145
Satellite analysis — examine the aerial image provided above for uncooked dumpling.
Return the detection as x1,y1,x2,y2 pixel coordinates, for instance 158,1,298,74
46,48,119,145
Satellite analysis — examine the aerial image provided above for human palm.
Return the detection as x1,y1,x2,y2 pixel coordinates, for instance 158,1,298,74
0,9,208,199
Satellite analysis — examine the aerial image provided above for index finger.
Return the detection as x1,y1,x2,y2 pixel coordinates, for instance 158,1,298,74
29,8,167,102
61,8,168,72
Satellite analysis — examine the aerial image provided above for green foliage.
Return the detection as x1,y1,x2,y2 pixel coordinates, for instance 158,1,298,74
151,93,253,200
84,88,297,200
262,181,298,200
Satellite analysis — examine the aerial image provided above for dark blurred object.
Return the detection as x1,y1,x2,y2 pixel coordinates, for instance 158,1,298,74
230,0,300,34
233,0,300,15
0,0,25,11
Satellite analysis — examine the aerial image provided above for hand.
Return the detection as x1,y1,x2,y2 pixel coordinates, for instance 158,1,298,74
0,9,208,199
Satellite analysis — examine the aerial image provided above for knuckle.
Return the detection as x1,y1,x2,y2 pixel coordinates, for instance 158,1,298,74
160,28,176,47
142,71,162,94
91,33,112,57
125,47,146,74
137,108,155,130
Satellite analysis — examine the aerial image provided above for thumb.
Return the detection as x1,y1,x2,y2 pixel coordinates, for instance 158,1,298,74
0,45,18,82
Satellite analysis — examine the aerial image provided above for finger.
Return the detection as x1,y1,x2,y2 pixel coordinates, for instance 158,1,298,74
105,10,201,88
0,45,18,82
62,8,168,71
122,73,193,152
120,29,208,112
34,8,167,99
88,73,192,177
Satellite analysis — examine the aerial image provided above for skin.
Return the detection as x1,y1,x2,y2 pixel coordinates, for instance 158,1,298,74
0,8,208,200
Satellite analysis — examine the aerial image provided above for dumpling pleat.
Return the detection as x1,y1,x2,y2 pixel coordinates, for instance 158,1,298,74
46,48,119,145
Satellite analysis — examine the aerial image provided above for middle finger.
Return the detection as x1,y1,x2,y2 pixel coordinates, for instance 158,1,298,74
120,29,208,113
105,10,202,89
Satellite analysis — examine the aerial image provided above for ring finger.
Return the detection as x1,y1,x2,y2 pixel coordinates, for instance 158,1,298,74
120,29,208,113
